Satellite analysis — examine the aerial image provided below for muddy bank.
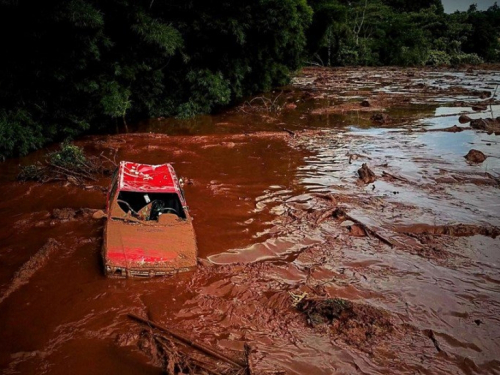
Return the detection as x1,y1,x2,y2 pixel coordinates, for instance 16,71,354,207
1,66,500,374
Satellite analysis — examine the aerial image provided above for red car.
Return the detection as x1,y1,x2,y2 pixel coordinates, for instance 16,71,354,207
102,161,198,277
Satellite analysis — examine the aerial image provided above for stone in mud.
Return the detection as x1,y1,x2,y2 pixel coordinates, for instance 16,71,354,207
360,100,371,107
470,118,500,132
472,104,487,111
52,208,76,221
296,296,393,349
438,125,466,133
370,112,389,124
349,224,367,237
358,163,376,184
479,91,491,99
470,118,488,130
465,149,487,163
458,114,471,124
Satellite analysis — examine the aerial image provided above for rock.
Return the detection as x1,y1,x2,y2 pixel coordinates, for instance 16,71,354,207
443,125,465,132
360,100,371,107
349,224,367,237
52,208,76,221
92,210,107,220
358,163,376,184
371,112,390,124
465,149,487,163
470,118,488,130
285,103,297,110
340,220,355,227
470,118,500,132
472,104,487,111
458,114,471,124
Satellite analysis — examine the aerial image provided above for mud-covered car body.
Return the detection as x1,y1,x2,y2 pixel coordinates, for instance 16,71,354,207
102,161,197,277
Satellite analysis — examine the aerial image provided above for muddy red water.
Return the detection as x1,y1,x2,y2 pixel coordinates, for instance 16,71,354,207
1,67,500,374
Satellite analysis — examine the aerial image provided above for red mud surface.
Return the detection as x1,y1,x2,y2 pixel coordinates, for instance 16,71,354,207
1,66,500,374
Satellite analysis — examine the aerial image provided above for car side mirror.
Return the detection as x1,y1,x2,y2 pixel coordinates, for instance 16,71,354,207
92,210,107,220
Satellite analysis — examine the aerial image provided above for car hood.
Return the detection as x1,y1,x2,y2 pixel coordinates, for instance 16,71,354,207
104,216,198,271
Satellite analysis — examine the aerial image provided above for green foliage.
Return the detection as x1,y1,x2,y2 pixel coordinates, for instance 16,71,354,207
132,12,183,56
177,70,231,119
0,110,45,161
49,142,87,169
100,82,132,119
427,50,451,66
450,52,484,66
18,164,46,182
307,0,500,67
0,0,312,158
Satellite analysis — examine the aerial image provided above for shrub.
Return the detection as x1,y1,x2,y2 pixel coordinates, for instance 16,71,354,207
48,142,87,169
427,50,452,66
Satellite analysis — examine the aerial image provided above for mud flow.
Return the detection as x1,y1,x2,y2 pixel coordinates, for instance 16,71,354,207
1,66,500,374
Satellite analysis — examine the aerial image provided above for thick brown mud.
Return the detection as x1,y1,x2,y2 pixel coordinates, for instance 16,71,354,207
1,66,500,374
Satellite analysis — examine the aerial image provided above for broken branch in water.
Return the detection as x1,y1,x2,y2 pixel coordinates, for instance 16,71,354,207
128,313,247,369
18,142,115,185
282,128,296,137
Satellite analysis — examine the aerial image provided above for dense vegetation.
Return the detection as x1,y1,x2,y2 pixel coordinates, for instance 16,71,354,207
1,0,499,159
306,0,500,66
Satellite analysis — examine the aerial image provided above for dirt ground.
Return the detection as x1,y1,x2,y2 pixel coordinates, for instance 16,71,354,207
0,66,500,374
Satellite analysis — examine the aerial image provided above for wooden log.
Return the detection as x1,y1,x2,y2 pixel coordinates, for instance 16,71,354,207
128,314,246,369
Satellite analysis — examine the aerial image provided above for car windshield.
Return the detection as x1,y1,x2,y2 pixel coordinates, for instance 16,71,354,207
115,191,186,221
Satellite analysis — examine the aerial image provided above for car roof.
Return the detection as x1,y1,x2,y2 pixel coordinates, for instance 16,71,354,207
118,161,181,195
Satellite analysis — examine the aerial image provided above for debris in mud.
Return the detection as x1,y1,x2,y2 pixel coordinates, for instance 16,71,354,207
472,104,488,111
358,163,376,184
311,103,384,115
18,142,116,185
370,112,390,124
424,329,443,353
51,208,96,221
347,153,371,164
395,223,500,238
239,92,284,115
129,314,248,375
293,294,393,349
327,207,394,247
458,114,472,124
465,149,487,163
433,125,468,133
0,239,60,304
349,224,367,237
470,117,500,134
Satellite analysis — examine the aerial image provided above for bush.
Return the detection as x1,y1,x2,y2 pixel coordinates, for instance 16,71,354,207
450,52,484,66
0,0,313,158
48,142,87,169
0,110,45,161
427,50,452,66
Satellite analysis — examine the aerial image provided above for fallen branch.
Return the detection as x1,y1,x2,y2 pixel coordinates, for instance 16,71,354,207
334,208,394,248
18,142,115,185
382,171,410,183
316,207,339,225
128,314,246,369
48,162,98,181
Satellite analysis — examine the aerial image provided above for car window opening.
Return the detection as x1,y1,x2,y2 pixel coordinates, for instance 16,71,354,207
116,191,186,221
